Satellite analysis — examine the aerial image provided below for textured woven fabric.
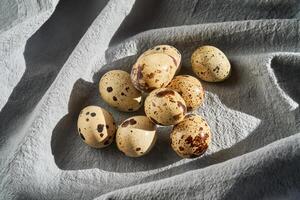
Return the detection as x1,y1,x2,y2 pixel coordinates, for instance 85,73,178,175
0,0,300,199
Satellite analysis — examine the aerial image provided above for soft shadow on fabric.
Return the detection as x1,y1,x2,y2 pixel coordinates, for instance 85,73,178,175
222,149,300,200
0,0,109,141
109,0,299,46
51,45,300,173
51,57,181,173
139,55,300,181
271,55,300,104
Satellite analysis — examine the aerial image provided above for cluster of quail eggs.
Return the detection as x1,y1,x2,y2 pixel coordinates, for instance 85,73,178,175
77,45,231,158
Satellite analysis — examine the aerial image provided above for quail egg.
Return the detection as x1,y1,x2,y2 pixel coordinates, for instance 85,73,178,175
99,70,142,112
116,116,157,157
191,45,231,82
167,75,205,111
131,53,177,92
144,88,187,126
77,106,116,148
139,45,181,73
170,114,211,158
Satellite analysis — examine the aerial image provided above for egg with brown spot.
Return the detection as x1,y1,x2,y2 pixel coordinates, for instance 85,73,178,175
99,70,142,112
116,116,157,157
131,52,177,92
144,88,187,126
77,106,116,148
167,75,205,111
191,45,231,82
139,45,181,73
170,114,211,158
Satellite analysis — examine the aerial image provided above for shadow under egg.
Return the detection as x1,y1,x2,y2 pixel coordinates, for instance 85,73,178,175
51,69,181,172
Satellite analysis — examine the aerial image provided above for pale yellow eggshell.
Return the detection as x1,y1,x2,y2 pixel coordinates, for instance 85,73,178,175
131,53,177,92
191,45,231,82
170,114,211,158
144,88,187,126
77,106,116,148
99,70,142,112
167,75,205,111
138,45,181,73
116,116,157,157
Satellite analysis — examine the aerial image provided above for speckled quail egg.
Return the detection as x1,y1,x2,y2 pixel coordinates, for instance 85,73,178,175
99,70,142,112
77,106,116,148
131,53,177,92
170,114,211,158
116,116,157,157
191,45,231,82
167,75,205,111
139,45,181,73
144,88,187,126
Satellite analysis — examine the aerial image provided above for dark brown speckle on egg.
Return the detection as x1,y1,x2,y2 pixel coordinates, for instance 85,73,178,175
129,118,137,125
177,101,187,113
97,124,104,132
121,118,137,127
156,89,175,97
107,87,113,92
173,114,182,120
147,73,155,79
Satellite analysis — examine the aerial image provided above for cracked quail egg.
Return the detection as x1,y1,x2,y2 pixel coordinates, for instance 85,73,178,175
77,106,116,148
116,116,157,157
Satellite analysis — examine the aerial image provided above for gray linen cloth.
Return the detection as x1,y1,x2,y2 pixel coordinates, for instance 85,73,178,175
0,0,300,199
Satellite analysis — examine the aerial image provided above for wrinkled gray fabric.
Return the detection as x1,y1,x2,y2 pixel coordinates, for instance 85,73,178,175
0,0,300,199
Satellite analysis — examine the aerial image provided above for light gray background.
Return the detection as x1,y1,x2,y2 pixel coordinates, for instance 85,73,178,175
0,0,300,199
